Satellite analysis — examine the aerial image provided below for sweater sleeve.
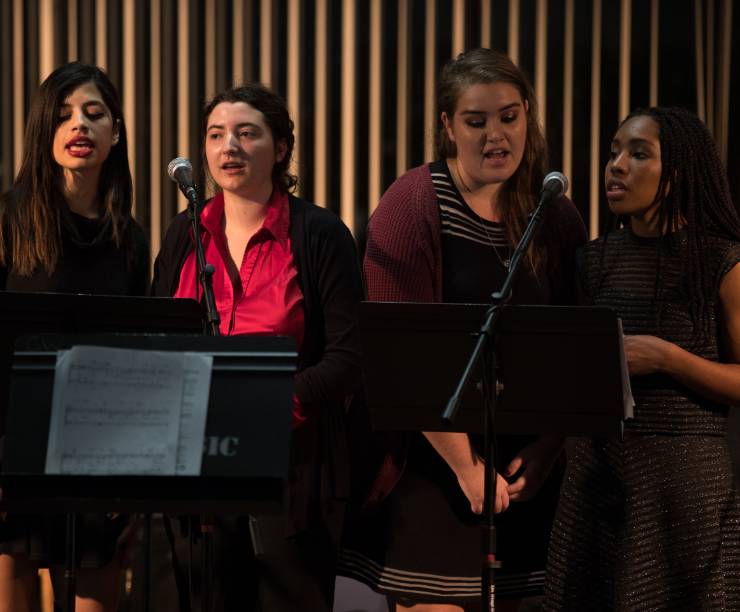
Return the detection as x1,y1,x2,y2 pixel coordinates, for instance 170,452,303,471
363,166,441,302
293,212,364,407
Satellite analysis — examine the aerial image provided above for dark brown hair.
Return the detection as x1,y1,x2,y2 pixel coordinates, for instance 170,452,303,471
0,62,132,276
437,48,548,271
202,83,297,194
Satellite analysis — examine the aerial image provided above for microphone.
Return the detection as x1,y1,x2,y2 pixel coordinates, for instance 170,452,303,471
540,171,569,202
167,157,198,205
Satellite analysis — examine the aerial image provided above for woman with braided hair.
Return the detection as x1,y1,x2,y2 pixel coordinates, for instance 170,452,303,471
544,107,740,610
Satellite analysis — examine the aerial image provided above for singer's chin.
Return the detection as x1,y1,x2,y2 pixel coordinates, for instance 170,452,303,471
216,170,244,182
607,199,630,216
482,168,515,186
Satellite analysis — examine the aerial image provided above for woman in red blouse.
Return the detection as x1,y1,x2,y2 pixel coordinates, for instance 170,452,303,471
152,83,363,612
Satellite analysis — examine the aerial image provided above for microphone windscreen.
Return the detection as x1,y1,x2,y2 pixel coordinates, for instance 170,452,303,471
167,157,193,183
542,171,568,198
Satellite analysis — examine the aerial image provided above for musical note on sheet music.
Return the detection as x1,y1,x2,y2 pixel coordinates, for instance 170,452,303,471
45,345,212,476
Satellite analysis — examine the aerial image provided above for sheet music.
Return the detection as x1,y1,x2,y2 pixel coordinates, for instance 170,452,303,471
176,354,213,475
617,320,635,420
45,345,212,476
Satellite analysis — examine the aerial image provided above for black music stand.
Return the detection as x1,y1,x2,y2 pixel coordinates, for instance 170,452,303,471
0,291,205,434
359,302,631,606
1,333,296,612
360,302,630,436
0,292,207,610
0,292,206,610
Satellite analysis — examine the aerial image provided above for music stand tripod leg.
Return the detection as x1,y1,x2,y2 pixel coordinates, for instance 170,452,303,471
201,515,214,612
481,347,502,611
143,513,152,612
64,512,77,612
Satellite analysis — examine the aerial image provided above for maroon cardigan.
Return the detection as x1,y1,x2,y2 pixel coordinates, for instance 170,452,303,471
360,163,588,503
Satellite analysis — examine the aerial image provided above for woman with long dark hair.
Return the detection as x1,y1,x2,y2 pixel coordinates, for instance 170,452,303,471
544,107,740,610
339,48,587,611
152,83,363,611
0,62,148,612
0,63,147,294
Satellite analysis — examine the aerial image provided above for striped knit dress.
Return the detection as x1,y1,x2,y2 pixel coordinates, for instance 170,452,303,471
544,227,740,611
339,160,584,605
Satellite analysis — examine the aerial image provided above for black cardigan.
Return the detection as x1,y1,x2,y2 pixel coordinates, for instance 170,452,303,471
151,194,364,539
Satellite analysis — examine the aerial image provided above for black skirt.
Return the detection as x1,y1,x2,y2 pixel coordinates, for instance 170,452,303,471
339,433,562,605
544,434,740,610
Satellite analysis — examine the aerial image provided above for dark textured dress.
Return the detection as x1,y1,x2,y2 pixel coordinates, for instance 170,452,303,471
544,227,740,611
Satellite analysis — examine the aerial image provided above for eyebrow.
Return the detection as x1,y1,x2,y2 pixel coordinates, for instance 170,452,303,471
611,137,657,148
206,122,262,131
459,102,522,115
59,100,105,109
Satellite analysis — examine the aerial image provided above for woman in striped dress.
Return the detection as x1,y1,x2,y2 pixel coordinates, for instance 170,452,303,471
340,48,586,611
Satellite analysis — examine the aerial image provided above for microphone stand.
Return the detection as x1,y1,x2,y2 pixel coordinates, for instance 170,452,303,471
441,188,555,612
185,190,218,612
186,194,220,338
64,513,77,612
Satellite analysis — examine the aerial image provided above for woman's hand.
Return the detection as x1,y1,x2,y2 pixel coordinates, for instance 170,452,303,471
613,263,740,405
505,435,563,502
456,461,510,515
623,334,676,375
423,431,511,515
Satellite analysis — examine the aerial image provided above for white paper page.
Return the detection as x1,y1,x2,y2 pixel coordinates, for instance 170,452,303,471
618,320,635,420
175,353,213,475
45,345,185,475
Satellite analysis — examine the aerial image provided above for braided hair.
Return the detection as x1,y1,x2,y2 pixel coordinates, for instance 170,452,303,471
614,107,740,335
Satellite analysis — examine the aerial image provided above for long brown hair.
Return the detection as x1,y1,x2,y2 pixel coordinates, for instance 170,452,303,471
0,62,132,276
437,48,547,271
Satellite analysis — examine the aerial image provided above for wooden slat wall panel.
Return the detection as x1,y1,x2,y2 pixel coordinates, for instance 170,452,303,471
619,0,631,123
589,0,602,239
396,0,410,179
1,1,15,188
0,0,737,263
313,0,328,207
424,0,436,163
340,0,355,233
368,0,383,214
562,0,574,198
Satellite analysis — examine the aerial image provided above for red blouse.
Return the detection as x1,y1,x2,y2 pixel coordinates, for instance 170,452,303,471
174,189,306,422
